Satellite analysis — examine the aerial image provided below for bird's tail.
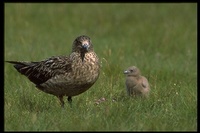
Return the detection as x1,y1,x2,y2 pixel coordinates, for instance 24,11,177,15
5,61,33,75
6,61,28,65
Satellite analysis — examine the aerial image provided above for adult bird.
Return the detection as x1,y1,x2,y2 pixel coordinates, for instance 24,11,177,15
6,35,100,107
124,66,150,98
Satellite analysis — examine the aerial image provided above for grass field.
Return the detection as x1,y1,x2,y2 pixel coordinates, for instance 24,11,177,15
4,3,197,131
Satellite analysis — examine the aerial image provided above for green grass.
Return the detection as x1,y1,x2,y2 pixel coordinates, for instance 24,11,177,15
4,3,197,131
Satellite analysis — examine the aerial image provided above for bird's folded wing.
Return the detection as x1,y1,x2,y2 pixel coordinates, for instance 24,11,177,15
141,77,149,89
9,56,72,85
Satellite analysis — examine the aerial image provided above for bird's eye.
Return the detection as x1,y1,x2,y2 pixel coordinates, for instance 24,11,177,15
76,41,82,46
130,69,136,73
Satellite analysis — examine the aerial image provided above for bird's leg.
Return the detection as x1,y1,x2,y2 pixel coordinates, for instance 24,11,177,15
67,96,72,108
58,95,64,107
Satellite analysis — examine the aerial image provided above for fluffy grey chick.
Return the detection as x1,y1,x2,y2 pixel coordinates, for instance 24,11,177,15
6,35,100,107
124,66,150,97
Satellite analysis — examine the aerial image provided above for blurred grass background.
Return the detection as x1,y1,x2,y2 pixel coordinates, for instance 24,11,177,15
4,3,197,131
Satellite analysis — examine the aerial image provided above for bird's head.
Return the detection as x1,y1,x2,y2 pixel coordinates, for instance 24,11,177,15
72,35,94,62
124,66,140,77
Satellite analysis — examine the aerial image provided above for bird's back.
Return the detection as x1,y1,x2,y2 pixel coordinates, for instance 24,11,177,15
6,56,72,85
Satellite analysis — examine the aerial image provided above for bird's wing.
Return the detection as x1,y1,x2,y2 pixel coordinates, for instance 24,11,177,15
7,56,72,85
141,76,149,89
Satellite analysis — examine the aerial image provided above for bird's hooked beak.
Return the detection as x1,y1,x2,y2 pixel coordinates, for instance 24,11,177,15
80,42,89,62
82,43,89,51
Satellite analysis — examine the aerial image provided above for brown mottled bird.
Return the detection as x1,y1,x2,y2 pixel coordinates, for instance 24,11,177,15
6,35,100,107
124,66,150,97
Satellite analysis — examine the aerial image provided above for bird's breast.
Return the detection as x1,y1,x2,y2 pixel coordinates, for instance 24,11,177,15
69,52,99,83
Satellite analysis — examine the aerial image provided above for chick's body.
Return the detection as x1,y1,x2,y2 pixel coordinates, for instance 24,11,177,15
124,66,150,97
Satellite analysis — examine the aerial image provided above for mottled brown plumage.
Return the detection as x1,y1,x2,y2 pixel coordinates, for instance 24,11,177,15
6,35,100,107
124,66,150,97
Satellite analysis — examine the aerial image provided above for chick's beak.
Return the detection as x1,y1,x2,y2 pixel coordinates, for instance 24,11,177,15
124,70,129,74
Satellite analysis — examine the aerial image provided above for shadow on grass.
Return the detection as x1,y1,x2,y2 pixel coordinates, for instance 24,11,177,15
18,93,59,113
